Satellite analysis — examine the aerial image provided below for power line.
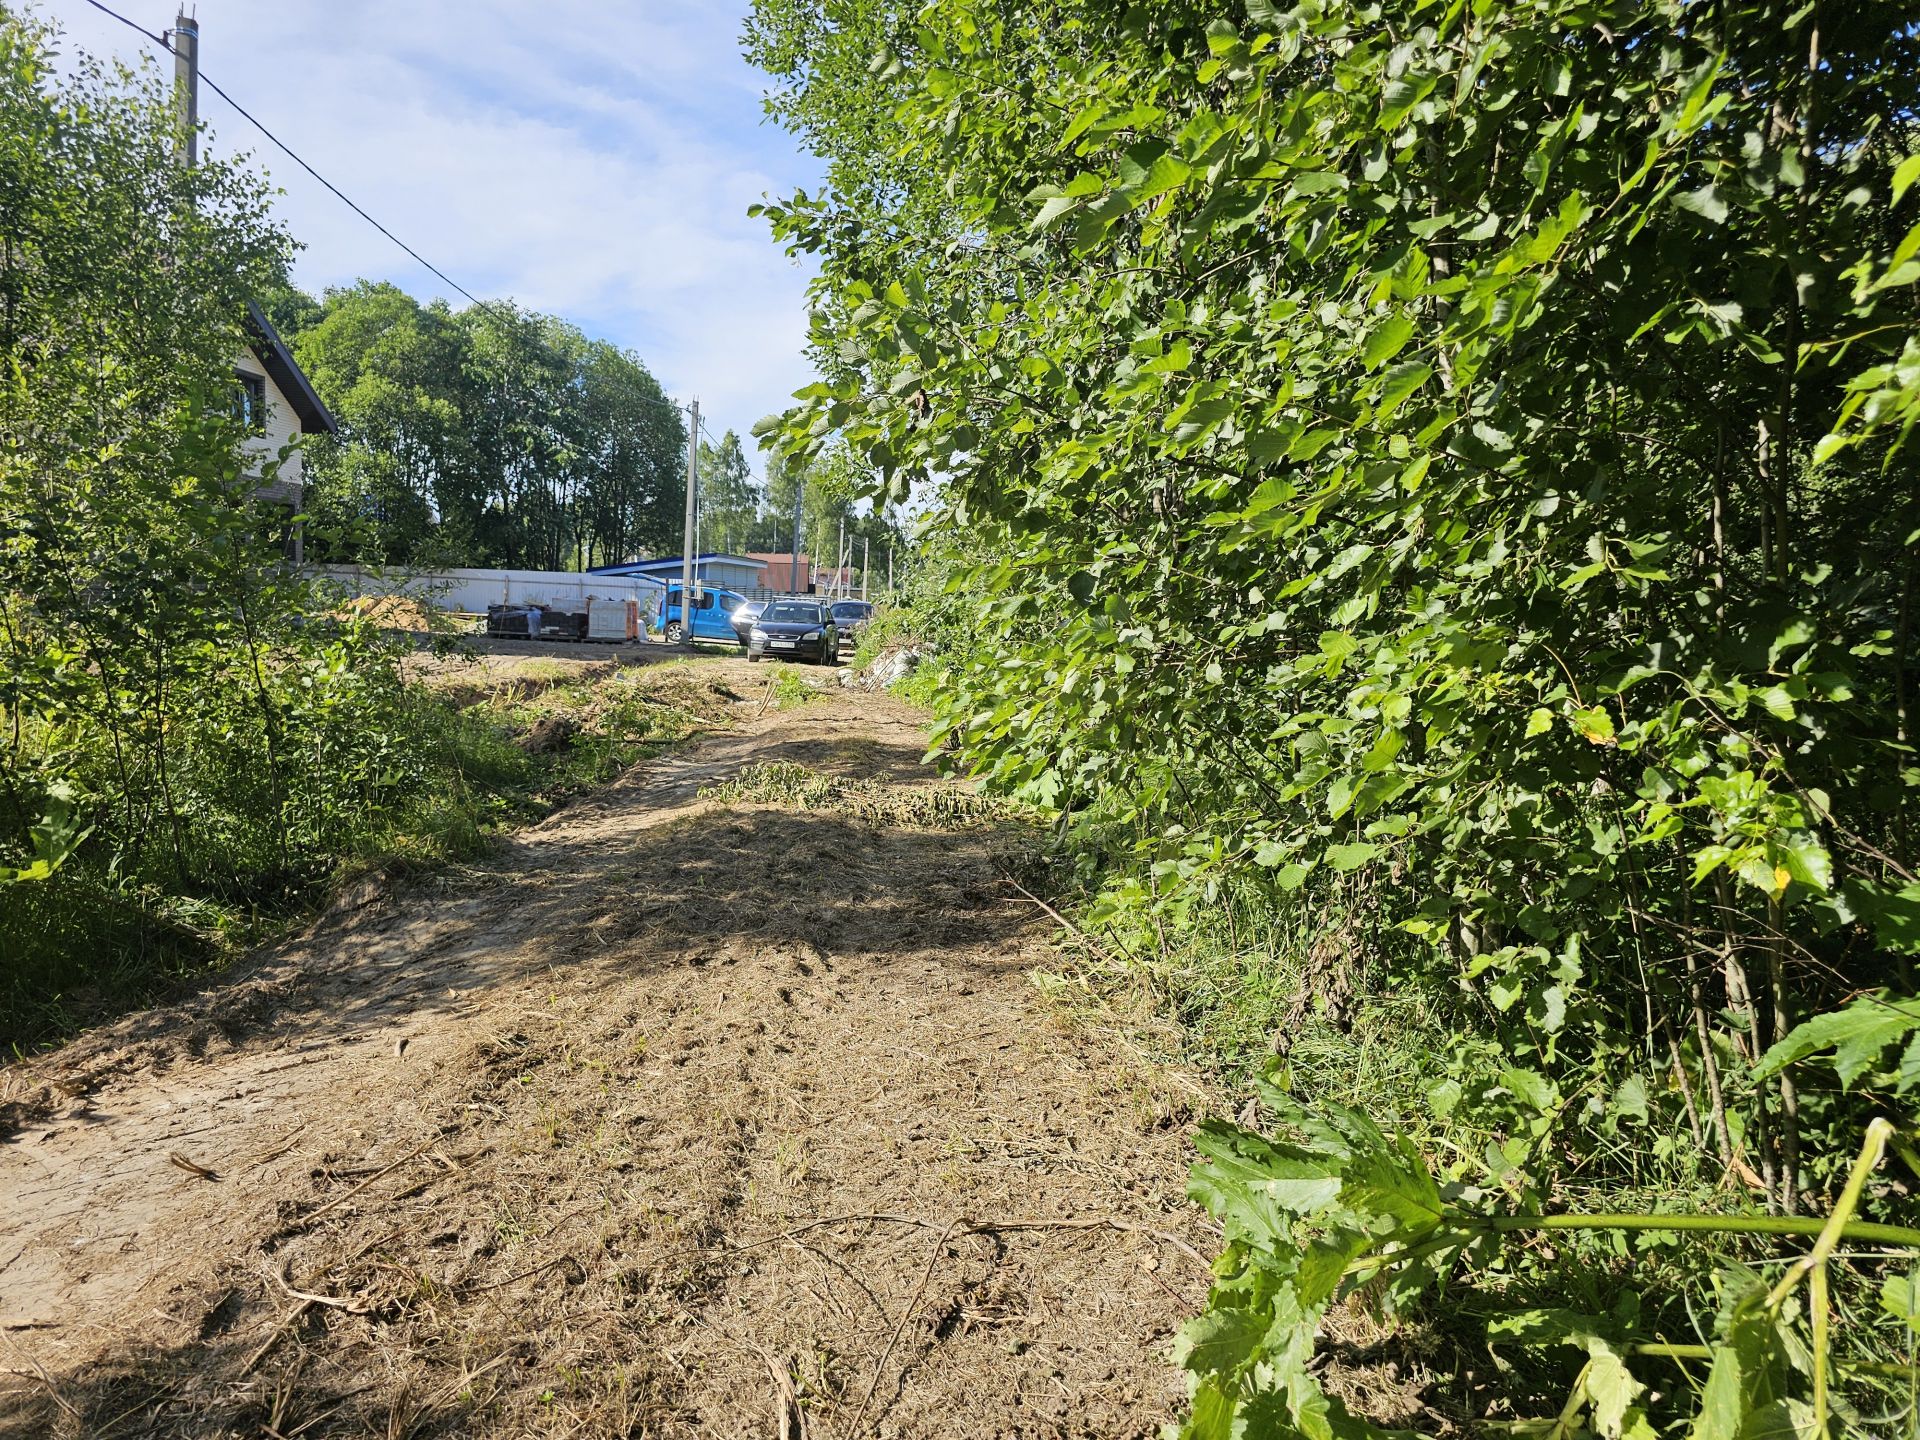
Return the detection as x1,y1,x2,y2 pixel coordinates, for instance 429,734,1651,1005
79,0,486,310
70,0,697,430
76,0,161,44
200,72,491,312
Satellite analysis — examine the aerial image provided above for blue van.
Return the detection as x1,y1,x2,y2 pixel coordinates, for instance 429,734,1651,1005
653,583,750,647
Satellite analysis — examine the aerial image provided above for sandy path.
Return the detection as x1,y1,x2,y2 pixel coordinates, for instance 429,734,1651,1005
0,677,1211,1438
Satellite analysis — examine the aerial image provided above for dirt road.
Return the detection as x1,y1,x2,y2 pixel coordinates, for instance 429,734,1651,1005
0,669,1212,1438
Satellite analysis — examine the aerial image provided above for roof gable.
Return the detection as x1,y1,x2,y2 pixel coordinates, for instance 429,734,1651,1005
589,554,770,577
244,302,338,435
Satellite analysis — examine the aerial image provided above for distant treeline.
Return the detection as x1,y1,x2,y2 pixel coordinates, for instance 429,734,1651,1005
265,282,687,570
269,282,907,575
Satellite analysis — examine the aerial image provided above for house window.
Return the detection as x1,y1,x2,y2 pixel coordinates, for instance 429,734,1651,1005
234,369,267,433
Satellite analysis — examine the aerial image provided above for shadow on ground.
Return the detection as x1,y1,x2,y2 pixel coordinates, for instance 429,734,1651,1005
1,694,1209,1440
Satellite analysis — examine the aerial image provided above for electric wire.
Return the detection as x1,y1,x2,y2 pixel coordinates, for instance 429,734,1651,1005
76,0,161,44
71,0,695,429
67,0,854,584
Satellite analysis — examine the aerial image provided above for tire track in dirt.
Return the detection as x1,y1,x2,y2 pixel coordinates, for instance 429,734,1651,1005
0,673,1212,1438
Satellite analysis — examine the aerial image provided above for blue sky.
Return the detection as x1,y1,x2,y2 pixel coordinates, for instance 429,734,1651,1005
48,0,826,440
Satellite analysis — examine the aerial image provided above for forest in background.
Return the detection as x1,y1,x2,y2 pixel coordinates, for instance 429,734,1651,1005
270,280,689,571
748,0,1920,1432
266,279,907,576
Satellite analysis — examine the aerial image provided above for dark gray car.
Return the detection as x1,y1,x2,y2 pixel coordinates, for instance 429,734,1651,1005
829,600,874,650
746,599,838,664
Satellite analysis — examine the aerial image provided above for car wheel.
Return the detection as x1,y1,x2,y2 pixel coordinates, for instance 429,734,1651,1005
664,621,685,645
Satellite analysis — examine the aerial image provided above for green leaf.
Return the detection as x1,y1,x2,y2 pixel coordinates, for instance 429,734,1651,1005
1244,0,1287,29
1170,396,1238,444
1501,1067,1556,1112
1031,193,1082,230
1253,840,1290,867
1673,185,1730,224
1882,1270,1920,1332
1585,1351,1645,1439
1325,841,1379,871
1361,313,1415,371
1893,153,1920,207
1609,1074,1649,1126
1870,882,1920,952
1374,361,1431,418
1123,151,1192,205
1688,1283,1786,1440
1189,1121,1345,1249
1571,707,1617,745
1753,992,1920,1088
1178,1378,1241,1440
1172,1305,1271,1377
1488,1307,1614,1350
1288,170,1347,195
2,784,92,885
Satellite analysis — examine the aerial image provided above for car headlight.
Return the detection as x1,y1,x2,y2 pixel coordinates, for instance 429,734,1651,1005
803,628,823,639
750,626,767,639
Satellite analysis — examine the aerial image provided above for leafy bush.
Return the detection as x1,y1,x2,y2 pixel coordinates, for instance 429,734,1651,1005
749,0,1920,1426
1182,1079,1920,1437
0,11,532,1047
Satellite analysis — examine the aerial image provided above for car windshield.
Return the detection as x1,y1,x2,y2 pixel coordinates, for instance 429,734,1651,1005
833,603,869,618
735,602,765,617
764,603,822,624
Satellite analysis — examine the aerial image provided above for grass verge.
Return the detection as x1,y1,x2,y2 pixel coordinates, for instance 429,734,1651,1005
1,652,764,1055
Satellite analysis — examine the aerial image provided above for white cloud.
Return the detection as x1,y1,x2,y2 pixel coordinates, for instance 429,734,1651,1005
44,0,823,442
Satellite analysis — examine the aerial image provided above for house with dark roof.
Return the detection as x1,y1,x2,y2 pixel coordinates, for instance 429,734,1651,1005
234,301,337,561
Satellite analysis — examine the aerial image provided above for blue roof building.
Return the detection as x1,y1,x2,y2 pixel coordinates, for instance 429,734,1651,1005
589,553,771,593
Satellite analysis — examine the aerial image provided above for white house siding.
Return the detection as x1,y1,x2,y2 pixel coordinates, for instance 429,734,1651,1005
234,348,304,501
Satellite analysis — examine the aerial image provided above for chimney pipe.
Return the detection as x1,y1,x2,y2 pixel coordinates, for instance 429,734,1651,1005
172,10,198,166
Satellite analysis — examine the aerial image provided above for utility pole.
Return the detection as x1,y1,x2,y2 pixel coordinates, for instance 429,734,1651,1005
862,536,869,601
172,10,198,165
790,473,804,595
178,11,314,569
679,398,699,649
836,517,845,599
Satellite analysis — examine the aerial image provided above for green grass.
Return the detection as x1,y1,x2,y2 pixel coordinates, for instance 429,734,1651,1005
765,667,816,710
1,659,745,1056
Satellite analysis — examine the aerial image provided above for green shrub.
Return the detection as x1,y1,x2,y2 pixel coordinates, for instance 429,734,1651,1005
750,0,1920,1426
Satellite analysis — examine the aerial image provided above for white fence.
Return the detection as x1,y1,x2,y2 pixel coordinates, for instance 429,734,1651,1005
309,564,664,616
